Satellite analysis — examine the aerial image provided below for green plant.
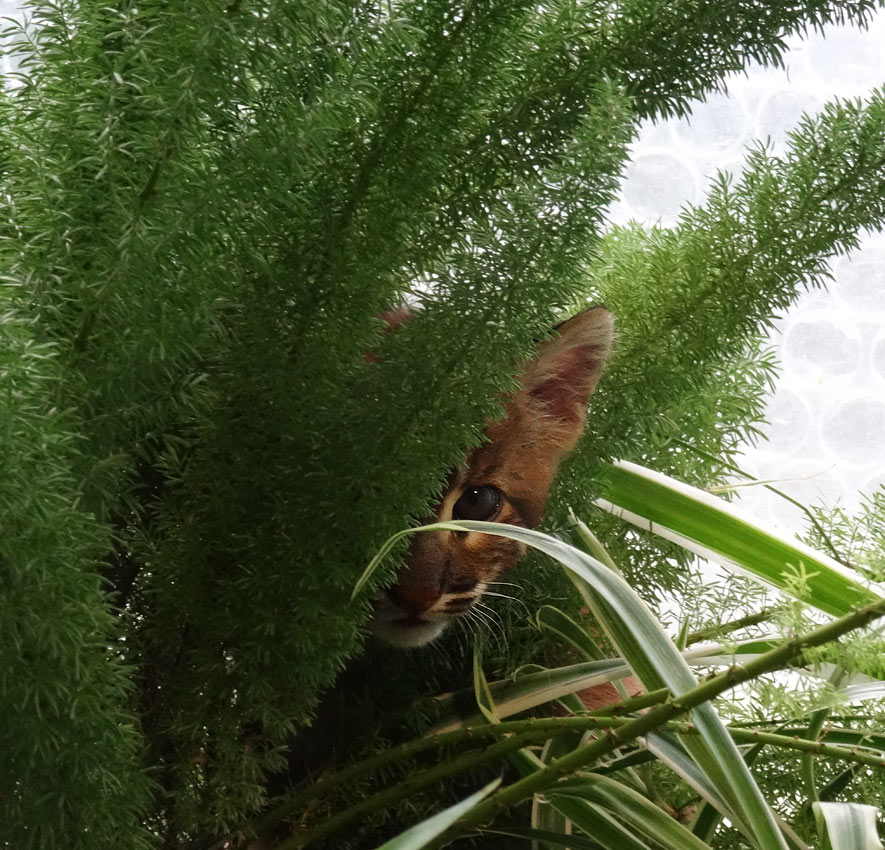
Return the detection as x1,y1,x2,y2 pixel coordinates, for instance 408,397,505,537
3,0,885,847
282,469,885,849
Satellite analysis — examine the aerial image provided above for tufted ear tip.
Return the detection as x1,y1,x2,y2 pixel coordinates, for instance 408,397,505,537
554,305,615,349
515,306,614,451
526,306,614,409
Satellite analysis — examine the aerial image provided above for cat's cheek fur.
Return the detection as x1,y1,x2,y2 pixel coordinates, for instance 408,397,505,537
369,536,525,647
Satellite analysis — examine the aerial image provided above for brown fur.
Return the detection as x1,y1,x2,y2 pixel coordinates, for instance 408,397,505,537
373,307,614,647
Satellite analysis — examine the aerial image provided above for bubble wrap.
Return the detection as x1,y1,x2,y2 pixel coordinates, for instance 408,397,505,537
609,11,885,531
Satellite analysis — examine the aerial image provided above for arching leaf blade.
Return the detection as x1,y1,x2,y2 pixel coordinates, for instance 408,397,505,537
813,802,884,850
401,519,788,849
595,461,882,616
373,778,501,850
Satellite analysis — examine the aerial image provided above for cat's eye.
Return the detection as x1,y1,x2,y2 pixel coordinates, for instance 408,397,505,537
452,485,502,522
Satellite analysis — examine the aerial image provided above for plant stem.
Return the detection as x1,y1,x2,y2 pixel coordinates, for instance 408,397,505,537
251,599,885,849
245,708,885,850
230,687,671,849
248,716,618,837
669,721,885,771
685,609,773,645
275,731,543,850
423,595,885,847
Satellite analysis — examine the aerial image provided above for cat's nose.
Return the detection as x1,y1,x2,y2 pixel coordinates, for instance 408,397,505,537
387,583,441,616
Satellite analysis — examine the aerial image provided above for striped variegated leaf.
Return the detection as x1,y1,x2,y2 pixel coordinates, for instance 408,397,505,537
595,461,882,616
431,641,777,732
551,774,713,850
508,749,656,850
373,778,501,850
361,520,788,849
813,802,884,850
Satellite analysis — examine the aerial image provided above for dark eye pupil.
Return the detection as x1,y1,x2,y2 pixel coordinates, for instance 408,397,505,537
452,486,501,521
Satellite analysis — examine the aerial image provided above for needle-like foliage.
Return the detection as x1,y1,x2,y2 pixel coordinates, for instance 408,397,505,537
2,1,885,847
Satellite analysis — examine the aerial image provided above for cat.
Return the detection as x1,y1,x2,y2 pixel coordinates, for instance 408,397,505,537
372,306,614,647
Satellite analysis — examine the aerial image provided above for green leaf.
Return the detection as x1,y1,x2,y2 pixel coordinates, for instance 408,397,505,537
531,727,588,849
676,618,691,652
537,605,605,660
595,461,882,616
473,648,500,725
551,774,714,850
796,766,863,820
691,726,782,842
432,639,777,732
531,794,572,850
813,802,884,850
387,520,787,848
353,526,418,600
651,734,809,850
432,658,632,733
644,733,729,818
509,749,653,850
547,799,655,850
373,778,502,850
560,525,784,848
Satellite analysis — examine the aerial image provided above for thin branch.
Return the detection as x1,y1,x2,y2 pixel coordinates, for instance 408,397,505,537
274,731,546,850
423,595,885,847
253,597,885,848
685,608,774,645
245,695,670,841
670,721,885,771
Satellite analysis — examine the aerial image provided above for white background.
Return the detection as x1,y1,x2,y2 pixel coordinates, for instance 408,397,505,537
609,10,885,533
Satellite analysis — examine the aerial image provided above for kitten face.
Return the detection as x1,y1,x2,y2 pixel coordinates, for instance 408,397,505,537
373,307,614,648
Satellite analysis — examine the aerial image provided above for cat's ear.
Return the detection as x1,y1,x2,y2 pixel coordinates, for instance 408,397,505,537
377,306,412,332
365,306,413,362
518,306,614,449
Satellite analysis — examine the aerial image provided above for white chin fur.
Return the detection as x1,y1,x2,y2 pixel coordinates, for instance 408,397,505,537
372,617,449,648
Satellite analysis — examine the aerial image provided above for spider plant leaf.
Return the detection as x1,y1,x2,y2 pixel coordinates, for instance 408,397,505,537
537,605,605,660
551,774,714,850
595,461,882,616
416,520,787,849
813,802,884,850
473,648,500,724
372,778,501,850
432,641,776,732
509,749,654,850
432,658,633,733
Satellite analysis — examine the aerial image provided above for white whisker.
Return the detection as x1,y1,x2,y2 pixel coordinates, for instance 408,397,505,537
482,590,531,616
471,603,506,650
475,599,502,624
482,590,517,602
464,609,491,651
476,606,507,646
470,605,493,629
458,609,479,644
